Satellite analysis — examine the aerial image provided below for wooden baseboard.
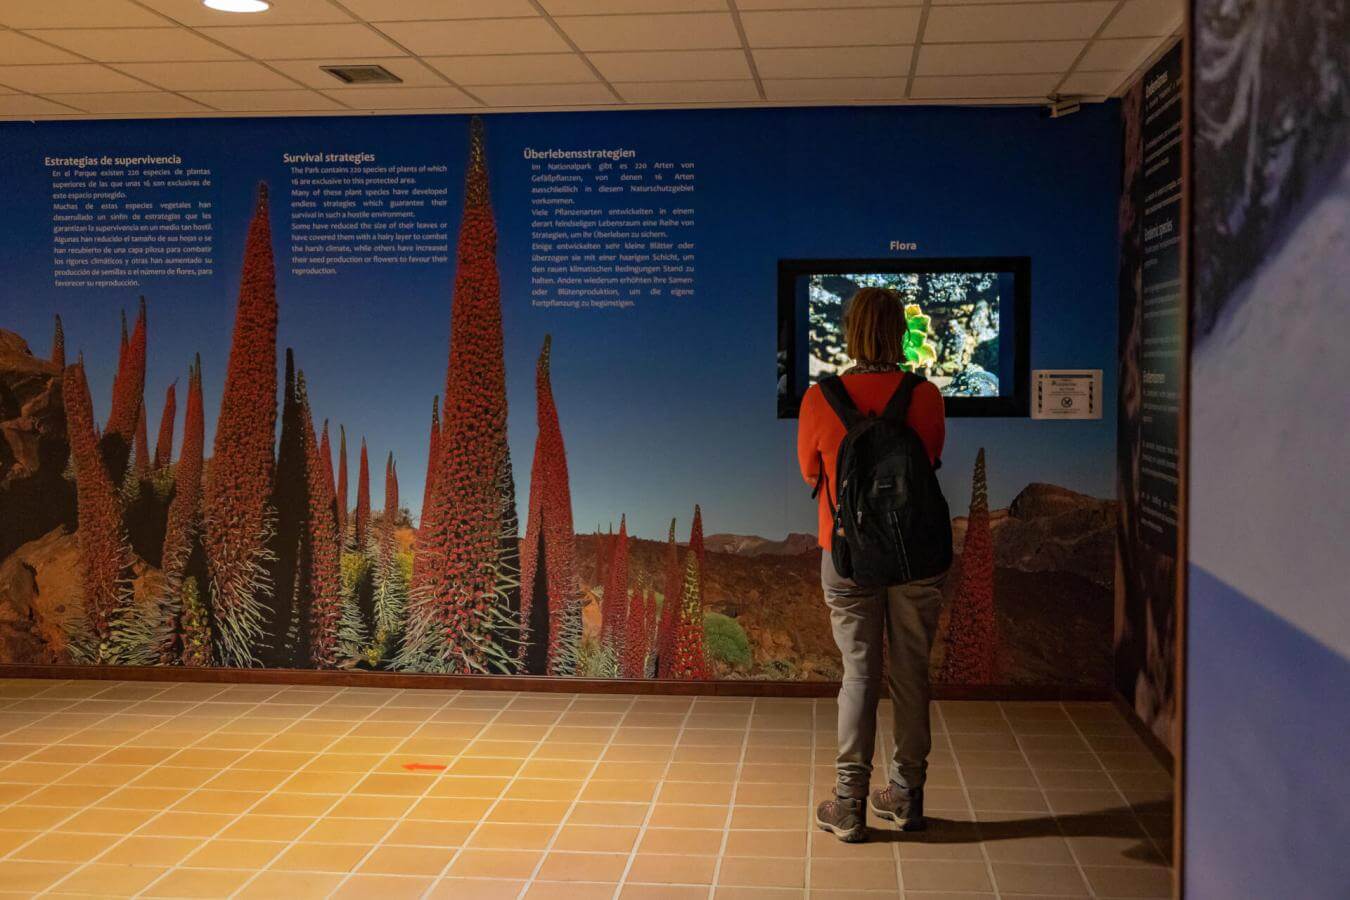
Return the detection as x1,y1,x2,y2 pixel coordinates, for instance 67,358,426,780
0,664,1112,701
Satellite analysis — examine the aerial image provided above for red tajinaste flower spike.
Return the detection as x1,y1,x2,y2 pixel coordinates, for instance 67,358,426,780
336,424,348,545
297,372,342,668
419,396,439,533
153,381,176,471
133,404,150,479
671,551,708,681
601,515,629,655
402,117,519,675
657,518,679,679
162,358,203,584
385,451,398,519
103,297,147,483
50,314,65,368
355,438,370,549
202,183,278,668
161,357,208,665
620,586,650,679
939,448,999,685
518,336,580,675
319,420,335,516
62,360,133,642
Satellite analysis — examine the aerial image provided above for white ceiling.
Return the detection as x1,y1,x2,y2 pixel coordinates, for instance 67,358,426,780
0,0,1183,120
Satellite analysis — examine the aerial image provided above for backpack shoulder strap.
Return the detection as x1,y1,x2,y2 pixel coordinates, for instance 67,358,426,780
881,372,925,423
817,375,863,430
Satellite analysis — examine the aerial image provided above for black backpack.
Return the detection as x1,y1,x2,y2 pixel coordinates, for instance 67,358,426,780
814,373,953,587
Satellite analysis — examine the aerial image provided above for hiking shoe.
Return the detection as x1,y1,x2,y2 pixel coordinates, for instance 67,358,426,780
815,795,867,843
870,782,925,831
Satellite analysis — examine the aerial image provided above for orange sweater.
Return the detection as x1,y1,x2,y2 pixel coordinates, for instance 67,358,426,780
796,372,946,551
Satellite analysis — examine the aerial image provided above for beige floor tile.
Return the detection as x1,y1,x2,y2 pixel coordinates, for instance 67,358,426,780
567,802,651,827
428,876,527,899
504,778,583,802
551,823,639,853
3,805,75,830
730,806,804,830
12,831,119,862
487,799,572,825
809,858,898,891
182,838,286,868
172,789,266,815
719,856,807,888
640,827,724,855
583,780,658,803
627,852,718,884
723,829,806,858
1081,864,1174,898
411,796,495,821
359,844,457,876
333,874,437,899
468,822,557,850
620,885,708,899
385,819,473,847
0,860,77,893
234,869,345,898
1065,834,1167,867
647,803,729,829
901,860,994,892
272,842,370,873
536,850,630,881
218,814,315,842
50,862,170,896
142,867,254,897
306,816,397,844
430,776,511,799
138,811,234,838
448,848,544,879
528,881,618,899
96,835,199,866
991,861,1091,895
328,794,415,818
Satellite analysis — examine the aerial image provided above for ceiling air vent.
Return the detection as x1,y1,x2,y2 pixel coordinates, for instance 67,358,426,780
321,65,402,85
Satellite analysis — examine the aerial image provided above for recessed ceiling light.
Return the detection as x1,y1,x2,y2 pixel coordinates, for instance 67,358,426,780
204,0,270,13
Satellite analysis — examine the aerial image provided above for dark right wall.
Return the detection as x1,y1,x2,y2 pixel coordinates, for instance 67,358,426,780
1187,1,1349,896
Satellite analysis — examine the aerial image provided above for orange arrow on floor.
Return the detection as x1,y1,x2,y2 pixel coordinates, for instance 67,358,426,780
402,762,447,772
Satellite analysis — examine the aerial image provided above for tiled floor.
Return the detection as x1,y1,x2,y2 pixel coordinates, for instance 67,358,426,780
0,678,1174,899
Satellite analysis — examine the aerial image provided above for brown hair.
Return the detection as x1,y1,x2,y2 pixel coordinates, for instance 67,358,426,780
843,287,905,365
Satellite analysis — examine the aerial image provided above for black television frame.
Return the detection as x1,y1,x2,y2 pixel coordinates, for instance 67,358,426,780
777,256,1031,418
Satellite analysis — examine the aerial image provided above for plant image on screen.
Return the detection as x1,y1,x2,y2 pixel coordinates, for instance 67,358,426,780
809,272,1000,396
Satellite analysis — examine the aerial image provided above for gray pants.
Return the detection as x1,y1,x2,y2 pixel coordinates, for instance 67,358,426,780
822,554,945,798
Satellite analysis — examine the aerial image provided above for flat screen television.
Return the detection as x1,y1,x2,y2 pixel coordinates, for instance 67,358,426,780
777,257,1030,418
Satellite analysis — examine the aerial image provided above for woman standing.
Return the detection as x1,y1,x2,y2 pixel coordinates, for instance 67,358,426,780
797,287,949,843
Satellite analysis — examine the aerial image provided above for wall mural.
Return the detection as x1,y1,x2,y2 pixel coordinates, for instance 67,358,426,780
0,105,1120,684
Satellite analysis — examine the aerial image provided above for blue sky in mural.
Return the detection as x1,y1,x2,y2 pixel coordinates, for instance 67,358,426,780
0,105,1119,540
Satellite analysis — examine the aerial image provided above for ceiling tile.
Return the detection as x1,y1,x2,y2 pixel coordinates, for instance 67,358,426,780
345,0,538,20
0,31,82,64
558,12,739,51
763,77,909,102
543,0,725,12
924,2,1115,43
134,0,353,27
911,73,1058,99
317,85,478,110
115,60,299,92
377,18,569,56
1103,0,1184,38
617,79,759,102
0,0,165,29
916,41,1084,76
753,46,911,79
742,8,921,48
428,54,596,86
0,94,80,116
185,89,345,112
471,83,618,106
59,91,212,114
1079,37,1157,71
29,28,242,63
201,24,404,60
270,58,447,90
0,64,150,94
590,49,749,82
1059,70,1127,96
